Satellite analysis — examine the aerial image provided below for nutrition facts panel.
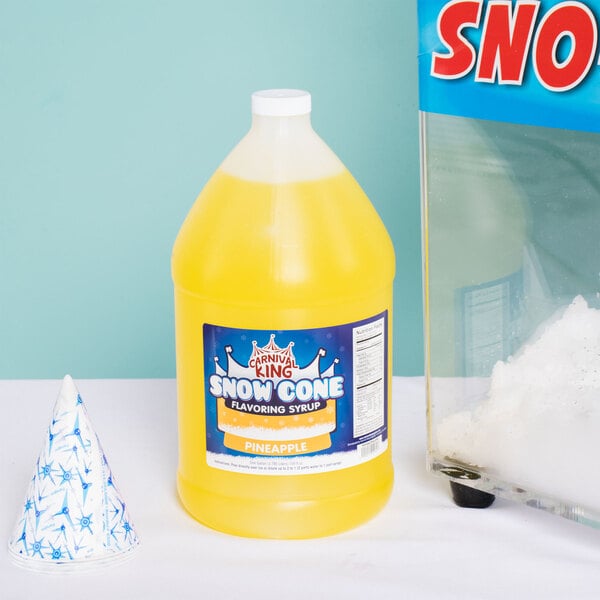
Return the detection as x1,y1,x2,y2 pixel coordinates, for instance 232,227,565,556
352,316,386,438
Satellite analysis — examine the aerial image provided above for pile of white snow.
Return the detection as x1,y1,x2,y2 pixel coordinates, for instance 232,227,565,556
436,296,600,508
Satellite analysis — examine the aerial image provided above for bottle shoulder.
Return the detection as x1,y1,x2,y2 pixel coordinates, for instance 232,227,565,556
172,171,395,304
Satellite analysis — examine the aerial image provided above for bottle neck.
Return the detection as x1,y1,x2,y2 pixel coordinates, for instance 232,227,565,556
250,113,313,139
219,112,344,183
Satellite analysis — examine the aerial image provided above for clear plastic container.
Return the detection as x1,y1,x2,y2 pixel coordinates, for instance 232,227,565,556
172,90,395,538
423,112,600,526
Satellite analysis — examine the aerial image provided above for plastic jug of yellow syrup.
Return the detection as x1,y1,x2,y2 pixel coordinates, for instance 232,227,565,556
172,89,395,538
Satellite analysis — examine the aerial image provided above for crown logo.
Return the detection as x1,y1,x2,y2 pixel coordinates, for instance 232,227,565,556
214,334,337,385
248,335,298,379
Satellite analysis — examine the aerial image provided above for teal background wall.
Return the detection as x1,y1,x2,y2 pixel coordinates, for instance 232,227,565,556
0,0,421,379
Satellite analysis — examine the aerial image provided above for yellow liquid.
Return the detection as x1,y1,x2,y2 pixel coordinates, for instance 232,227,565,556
172,169,395,538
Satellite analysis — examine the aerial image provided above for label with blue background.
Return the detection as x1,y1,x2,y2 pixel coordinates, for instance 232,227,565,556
419,0,600,132
203,313,389,475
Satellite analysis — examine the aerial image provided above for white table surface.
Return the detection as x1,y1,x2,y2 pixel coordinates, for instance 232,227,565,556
2,377,600,600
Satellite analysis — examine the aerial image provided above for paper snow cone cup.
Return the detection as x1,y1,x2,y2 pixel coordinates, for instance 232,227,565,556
8,375,140,572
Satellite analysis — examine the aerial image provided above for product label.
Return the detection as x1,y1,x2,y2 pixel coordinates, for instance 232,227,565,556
203,313,389,475
418,0,600,132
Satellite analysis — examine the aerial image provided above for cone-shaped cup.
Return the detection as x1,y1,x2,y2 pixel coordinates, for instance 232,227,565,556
8,375,140,572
